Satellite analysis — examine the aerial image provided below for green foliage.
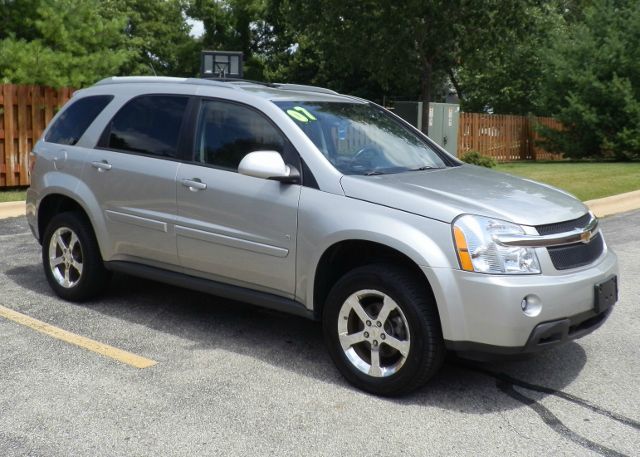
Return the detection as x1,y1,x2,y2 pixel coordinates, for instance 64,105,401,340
0,0,200,86
262,0,423,100
456,3,566,115
105,0,200,77
539,0,640,160
261,0,559,126
0,0,41,42
460,151,497,168
0,0,132,87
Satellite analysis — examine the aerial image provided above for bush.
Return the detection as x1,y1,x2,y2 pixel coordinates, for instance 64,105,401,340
460,151,496,168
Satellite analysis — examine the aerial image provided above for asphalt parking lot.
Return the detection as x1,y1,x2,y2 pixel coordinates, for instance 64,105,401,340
0,212,639,457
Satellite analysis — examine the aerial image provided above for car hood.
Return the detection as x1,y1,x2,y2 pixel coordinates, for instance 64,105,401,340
340,164,589,225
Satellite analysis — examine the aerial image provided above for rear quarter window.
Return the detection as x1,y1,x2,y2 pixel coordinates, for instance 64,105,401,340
45,95,113,146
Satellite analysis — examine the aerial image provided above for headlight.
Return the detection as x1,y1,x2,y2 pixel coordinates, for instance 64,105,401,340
453,215,541,274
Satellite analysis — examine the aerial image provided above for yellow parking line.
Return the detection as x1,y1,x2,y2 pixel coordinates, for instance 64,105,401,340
0,305,157,369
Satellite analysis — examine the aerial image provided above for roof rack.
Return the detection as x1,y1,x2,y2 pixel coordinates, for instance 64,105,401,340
208,77,278,88
201,78,338,94
183,78,239,89
273,83,339,95
93,76,340,96
94,76,235,90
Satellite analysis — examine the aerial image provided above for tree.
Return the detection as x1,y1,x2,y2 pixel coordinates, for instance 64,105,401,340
454,2,566,115
263,1,436,104
539,0,640,160
263,1,545,130
105,0,199,77
0,0,41,42
0,0,132,87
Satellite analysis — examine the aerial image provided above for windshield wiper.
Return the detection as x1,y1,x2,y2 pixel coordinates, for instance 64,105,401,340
410,166,439,171
364,170,386,176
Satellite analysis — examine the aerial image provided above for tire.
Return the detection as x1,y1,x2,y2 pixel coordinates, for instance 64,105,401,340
323,264,445,396
42,211,110,302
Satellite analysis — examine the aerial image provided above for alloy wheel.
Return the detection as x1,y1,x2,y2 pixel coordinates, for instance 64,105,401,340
48,226,84,289
337,289,411,377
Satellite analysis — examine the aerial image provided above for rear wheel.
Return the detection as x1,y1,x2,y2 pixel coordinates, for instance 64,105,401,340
323,264,445,396
42,212,110,301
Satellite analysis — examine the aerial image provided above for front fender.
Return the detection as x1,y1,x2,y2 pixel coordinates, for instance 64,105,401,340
296,187,458,312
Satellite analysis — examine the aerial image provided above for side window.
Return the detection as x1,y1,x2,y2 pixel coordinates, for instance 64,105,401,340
45,95,113,145
196,100,286,170
106,95,189,157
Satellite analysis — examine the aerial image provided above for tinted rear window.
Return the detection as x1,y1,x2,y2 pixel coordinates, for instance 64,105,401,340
45,95,113,145
106,95,189,157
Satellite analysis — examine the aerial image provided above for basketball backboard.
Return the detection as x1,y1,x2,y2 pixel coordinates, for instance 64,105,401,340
200,51,243,79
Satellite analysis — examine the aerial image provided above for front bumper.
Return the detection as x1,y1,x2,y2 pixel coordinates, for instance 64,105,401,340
422,247,618,353
445,305,613,360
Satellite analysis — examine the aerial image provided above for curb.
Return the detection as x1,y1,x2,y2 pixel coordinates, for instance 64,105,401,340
1,190,639,220
585,189,640,218
0,201,25,219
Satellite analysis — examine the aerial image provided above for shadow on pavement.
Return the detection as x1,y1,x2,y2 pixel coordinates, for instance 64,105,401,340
4,262,588,414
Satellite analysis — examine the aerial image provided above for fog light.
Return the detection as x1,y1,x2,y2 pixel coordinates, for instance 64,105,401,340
521,294,542,317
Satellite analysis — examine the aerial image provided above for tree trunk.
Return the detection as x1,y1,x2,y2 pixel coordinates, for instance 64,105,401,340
447,67,464,102
420,60,432,134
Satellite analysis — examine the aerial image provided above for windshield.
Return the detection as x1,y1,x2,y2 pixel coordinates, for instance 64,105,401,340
275,101,451,175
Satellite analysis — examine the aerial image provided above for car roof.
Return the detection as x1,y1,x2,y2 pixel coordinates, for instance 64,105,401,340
93,76,365,104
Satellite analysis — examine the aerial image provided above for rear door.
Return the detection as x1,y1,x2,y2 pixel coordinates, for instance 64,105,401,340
84,94,190,266
175,98,301,297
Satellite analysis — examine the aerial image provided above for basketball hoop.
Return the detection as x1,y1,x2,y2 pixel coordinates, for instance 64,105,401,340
201,51,243,79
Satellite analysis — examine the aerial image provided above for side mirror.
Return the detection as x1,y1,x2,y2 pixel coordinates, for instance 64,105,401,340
238,151,300,184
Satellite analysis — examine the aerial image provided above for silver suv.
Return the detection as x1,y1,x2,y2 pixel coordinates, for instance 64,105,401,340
27,77,618,395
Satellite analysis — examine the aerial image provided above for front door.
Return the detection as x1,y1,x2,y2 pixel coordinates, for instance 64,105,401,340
176,99,301,297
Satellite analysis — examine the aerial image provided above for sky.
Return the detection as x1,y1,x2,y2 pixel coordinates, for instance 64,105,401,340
187,18,205,38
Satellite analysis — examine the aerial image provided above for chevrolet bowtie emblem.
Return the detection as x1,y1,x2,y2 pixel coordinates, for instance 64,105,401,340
580,230,592,243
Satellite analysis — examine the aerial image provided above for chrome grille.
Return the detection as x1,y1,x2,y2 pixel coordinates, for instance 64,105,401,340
535,213,592,236
535,213,604,270
547,233,604,270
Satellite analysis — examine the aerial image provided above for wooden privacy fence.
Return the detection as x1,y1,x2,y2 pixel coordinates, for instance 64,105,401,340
0,84,75,188
457,113,563,162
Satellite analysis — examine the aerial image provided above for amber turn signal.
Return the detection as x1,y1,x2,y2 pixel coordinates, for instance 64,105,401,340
453,226,474,272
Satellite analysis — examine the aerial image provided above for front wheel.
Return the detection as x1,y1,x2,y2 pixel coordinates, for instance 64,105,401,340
323,264,445,396
42,212,110,302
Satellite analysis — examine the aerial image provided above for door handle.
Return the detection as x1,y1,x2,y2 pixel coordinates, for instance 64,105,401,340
91,160,112,172
181,178,207,191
